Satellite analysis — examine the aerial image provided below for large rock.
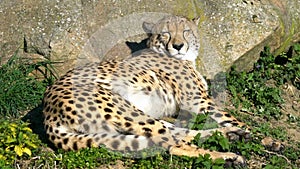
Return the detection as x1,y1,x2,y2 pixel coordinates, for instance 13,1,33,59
0,0,299,78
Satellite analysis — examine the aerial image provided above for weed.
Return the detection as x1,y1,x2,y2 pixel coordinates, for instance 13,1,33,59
227,63,283,119
272,44,300,89
192,132,230,152
0,119,42,166
226,44,300,120
189,113,219,130
0,52,56,117
57,147,122,169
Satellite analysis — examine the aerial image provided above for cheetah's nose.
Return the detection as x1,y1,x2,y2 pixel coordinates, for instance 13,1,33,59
172,43,184,51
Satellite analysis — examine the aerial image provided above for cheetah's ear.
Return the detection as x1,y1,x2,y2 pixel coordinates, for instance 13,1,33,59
192,17,200,26
142,22,154,34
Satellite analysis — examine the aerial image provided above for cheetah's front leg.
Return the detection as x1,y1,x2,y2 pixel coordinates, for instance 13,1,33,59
159,120,250,142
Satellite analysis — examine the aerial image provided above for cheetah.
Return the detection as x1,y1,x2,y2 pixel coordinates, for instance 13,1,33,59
43,16,250,165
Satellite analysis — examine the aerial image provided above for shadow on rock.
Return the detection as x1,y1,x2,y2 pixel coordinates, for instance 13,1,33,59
125,38,148,54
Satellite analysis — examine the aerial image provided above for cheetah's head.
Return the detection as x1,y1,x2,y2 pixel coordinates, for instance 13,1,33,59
143,16,200,63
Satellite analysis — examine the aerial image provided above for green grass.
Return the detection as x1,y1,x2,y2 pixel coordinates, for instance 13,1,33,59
0,44,299,168
0,52,56,117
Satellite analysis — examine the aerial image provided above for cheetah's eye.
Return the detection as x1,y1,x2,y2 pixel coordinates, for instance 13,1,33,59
183,29,191,35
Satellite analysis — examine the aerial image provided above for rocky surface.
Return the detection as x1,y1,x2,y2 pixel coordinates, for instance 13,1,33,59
0,0,299,78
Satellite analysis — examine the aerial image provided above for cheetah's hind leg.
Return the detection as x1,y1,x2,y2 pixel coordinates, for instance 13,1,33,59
46,125,167,157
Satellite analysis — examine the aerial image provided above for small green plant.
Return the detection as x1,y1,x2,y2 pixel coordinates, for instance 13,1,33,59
58,147,122,169
226,44,300,120
227,69,282,119
0,52,56,117
128,153,169,169
226,47,285,119
189,113,219,130
0,119,42,166
272,44,300,89
192,155,225,169
193,132,230,152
